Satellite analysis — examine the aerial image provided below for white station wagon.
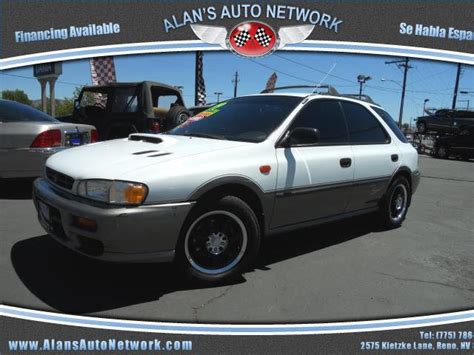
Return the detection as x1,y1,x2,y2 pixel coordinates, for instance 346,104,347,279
33,86,420,283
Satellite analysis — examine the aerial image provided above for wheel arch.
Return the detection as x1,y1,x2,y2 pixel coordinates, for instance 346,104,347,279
385,166,416,206
389,166,412,190
188,176,272,234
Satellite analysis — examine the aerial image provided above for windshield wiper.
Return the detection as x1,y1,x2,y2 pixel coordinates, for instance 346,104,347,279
184,133,228,140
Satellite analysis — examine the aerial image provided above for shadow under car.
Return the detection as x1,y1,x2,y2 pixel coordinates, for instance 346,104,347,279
10,213,384,314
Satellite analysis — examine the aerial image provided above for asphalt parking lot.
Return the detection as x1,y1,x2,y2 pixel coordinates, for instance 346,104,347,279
1,155,473,323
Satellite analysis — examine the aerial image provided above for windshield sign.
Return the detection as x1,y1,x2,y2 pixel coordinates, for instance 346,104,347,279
169,96,302,142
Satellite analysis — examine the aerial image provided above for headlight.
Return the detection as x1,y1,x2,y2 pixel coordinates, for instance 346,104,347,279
77,179,148,205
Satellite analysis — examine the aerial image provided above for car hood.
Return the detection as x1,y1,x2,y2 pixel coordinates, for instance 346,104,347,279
46,134,249,180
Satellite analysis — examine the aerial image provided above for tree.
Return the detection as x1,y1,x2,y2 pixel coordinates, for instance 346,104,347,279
55,97,75,117
1,89,31,105
51,87,87,117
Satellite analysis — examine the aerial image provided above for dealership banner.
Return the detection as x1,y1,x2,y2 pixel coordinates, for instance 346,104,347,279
1,307,473,353
1,0,474,69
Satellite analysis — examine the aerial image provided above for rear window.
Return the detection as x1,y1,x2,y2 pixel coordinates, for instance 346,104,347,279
0,100,57,122
372,107,408,143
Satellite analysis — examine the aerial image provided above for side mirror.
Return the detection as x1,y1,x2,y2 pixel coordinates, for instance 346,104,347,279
281,127,320,147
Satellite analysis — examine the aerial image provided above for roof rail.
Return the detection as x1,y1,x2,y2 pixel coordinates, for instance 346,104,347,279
260,85,379,105
341,94,377,105
261,85,340,95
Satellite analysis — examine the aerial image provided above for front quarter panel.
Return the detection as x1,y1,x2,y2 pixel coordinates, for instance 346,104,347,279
123,142,278,204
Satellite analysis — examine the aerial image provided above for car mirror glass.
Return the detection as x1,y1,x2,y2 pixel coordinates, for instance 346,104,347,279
290,127,321,144
285,127,320,146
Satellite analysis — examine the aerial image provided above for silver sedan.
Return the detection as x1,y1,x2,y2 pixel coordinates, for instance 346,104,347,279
0,99,97,178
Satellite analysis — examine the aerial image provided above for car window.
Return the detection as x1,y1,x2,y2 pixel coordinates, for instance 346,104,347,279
372,107,408,143
341,101,389,144
157,95,179,110
110,87,139,113
288,99,348,145
169,96,302,143
80,89,108,110
0,100,57,122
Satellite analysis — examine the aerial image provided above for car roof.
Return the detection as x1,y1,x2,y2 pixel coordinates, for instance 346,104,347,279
81,81,179,91
246,92,382,108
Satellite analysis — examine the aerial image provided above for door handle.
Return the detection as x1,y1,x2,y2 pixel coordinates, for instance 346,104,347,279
340,158,352,168
391,154,399,162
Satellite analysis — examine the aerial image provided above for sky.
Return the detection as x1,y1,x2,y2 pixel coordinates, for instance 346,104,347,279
1,51,473,126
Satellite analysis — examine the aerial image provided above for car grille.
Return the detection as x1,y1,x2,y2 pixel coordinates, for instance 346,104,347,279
46,167,74,190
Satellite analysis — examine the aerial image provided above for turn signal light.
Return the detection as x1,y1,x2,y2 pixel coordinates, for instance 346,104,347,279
30,129,61,148
72,215,97,232
124,184,147,204
259,165,271,174
91,129,99,143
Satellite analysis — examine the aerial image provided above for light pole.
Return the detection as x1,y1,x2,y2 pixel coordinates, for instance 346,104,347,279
380,77,406,126
357,74,371,96
384,58,412,127
458,100,470,110
214,92,223,103
460,91,472,110
381,78,402,88
423,98,430,115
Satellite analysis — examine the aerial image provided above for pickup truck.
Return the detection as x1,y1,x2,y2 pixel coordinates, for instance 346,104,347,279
416,109,474,135
61,81,191,141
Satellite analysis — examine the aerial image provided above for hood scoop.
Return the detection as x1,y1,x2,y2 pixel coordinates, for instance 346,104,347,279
129,134,163,144
131,149,171,158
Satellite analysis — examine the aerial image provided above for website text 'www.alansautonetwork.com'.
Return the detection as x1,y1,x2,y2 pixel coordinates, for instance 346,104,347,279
7,338,193,352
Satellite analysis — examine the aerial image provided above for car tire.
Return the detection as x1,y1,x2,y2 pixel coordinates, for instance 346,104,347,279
417,121,427,134
379,176,411,229
435,145,449,159
166,105,191,130
176,196,261,284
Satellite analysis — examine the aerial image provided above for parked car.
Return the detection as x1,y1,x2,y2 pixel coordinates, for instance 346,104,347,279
60,81,191,141
0,100,96,178
33,91,420,283
433,128,474,160
416,109,474,134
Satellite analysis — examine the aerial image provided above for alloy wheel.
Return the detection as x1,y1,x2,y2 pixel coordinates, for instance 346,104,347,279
184,211,248,275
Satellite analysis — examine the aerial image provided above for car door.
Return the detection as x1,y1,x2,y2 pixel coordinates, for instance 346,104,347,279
271,99,354,228
340,101,401,212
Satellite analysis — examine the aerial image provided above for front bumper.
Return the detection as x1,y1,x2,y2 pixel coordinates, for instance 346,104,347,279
32,178,194,263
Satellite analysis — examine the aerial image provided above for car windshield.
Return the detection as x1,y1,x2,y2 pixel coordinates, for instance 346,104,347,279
168,96,302,142
0,100,57,122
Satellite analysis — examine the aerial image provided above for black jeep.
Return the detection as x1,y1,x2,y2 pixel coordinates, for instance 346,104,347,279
69,81,191,140
416,109,474,135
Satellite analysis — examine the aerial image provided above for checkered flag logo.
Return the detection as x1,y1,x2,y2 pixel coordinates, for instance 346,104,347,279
254,27,272,47
233,29,251,47
89,56,116,106
90,56,116,86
